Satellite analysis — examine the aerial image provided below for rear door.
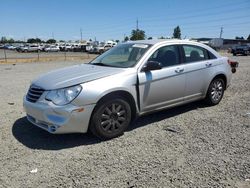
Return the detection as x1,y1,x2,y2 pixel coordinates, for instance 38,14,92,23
138,45,186,113
180,45,216,101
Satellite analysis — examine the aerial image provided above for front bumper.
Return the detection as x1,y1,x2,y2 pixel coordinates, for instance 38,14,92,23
23,96,95,134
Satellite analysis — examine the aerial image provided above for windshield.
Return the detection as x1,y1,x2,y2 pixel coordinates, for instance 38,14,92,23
90,43,151,68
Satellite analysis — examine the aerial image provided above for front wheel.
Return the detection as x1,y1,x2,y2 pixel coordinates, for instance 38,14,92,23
90,98,131,140
205,78,225,105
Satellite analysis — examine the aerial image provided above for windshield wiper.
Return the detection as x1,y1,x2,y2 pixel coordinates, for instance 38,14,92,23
92,62,112,67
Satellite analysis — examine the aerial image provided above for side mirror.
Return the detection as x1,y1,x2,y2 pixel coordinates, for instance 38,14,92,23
142,61,162,72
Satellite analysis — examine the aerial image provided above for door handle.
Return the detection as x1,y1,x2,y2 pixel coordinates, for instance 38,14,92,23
205,62,212,67
175,68,184,73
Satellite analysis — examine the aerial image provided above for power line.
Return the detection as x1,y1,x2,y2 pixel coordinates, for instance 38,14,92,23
79,13,250,35
71,0,249,32
140,14,250,29
77,9,248,33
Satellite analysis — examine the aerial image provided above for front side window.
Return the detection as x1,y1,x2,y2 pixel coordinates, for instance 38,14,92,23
183,45,208,63
148,45,180,67
90,43,151,68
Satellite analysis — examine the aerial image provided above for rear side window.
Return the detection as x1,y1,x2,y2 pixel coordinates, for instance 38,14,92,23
148,45,180,67
182,45,208,63
207,50,217,59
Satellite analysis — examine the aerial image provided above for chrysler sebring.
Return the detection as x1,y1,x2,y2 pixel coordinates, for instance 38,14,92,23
23,40,235,139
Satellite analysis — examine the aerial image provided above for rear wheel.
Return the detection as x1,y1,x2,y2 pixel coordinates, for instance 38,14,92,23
205,78,225,105
90,98,131,140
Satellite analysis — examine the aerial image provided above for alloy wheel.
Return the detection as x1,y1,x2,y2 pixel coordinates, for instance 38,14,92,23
100,103,127,132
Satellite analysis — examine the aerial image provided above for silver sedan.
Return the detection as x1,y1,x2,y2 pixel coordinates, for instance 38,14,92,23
23,39,234,139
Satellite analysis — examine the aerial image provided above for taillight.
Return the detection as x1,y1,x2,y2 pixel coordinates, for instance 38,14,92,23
227,59,232,65
227,59,239,73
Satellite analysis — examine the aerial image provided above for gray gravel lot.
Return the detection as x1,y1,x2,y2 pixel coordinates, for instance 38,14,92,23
0,55,249,188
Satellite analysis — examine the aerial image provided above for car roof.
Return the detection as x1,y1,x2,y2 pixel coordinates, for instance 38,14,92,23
127,39,221,58
127,39,204,46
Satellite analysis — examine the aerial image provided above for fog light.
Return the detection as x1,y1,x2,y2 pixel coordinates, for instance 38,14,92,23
49,125,57,132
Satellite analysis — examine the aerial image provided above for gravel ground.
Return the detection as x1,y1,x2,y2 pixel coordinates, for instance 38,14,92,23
0,55,249,188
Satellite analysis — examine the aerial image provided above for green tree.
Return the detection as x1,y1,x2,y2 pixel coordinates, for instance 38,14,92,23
158,36,165,39
115,40,120,43
173,26,181,39
1,36,8,43
148,37,153,40
46,39,56,43
35,38,42,43
247,34,250,41
8,38,15,43
124,36,129,41
59,40,65,43
130,29,146,41
27,38,35,43
235,36,244,40
27,38,42,43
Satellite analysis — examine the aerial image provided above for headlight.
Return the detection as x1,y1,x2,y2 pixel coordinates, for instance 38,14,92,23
45,85,82,105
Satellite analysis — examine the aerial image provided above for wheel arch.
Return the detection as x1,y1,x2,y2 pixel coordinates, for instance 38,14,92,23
212,74,227,89
89,90,138,128
205,73,227,95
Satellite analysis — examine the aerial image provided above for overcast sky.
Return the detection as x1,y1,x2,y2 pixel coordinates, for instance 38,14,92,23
0,0,249,41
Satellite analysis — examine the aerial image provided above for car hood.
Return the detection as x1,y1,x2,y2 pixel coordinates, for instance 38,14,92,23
32,64,125,90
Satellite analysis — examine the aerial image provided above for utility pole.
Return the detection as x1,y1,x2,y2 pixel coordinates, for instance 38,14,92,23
136,18,138,30
80,28,82,42
219,27,223,38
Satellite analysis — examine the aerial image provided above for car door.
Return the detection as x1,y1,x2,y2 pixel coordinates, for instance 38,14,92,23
138,45,186,113
180,45,214,101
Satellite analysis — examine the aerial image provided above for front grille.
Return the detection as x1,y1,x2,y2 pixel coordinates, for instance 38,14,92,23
26,85,45,103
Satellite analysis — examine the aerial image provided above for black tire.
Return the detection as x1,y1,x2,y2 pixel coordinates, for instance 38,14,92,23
205,78,225,105
233,53,236,56
90,98,131,140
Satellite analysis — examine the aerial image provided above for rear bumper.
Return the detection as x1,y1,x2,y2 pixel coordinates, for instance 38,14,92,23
23,96,95,134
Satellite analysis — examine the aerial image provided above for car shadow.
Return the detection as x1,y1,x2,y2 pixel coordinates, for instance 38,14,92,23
128,101,208,131
12,117,101,150
12,101,208,150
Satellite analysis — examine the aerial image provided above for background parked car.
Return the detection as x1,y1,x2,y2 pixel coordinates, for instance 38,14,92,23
88,43,113,54
44,45,60,52
60,44,72,51
4,44,16,50
18,44,42,52
231,44,250,56
72,44,87,52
